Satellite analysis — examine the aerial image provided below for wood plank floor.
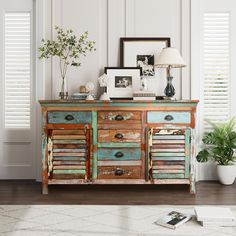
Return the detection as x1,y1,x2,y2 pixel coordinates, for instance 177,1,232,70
0,180,235,205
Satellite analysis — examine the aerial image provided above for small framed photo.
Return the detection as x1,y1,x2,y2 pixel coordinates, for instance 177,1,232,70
120,37,171,77
104,67,142,99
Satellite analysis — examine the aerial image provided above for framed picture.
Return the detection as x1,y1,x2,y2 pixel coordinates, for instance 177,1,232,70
120,37,171,77
104,67,142,99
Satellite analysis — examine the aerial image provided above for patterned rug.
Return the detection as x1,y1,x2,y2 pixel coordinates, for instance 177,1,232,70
0,205,235,236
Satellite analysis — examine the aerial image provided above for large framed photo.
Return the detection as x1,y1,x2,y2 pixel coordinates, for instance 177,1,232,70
120,37,171,77
104,67,142,99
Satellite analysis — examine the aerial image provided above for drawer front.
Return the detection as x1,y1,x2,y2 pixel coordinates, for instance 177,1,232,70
98,130,141,143
98,111,141,123
48,111,92,124
98,148,141,161
147,111,191,124
98,166,141,179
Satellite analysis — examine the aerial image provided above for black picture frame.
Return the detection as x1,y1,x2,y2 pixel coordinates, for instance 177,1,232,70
104,67,142,100
120,37,171,77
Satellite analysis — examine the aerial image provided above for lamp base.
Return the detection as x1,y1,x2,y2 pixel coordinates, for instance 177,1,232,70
164,76,175,99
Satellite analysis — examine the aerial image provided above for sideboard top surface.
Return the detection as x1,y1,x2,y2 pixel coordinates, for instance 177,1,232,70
39,100,199,108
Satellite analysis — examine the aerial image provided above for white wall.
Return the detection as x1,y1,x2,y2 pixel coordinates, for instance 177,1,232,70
41,0,191,100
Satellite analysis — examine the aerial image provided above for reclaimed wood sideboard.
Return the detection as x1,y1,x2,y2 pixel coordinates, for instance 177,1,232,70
39,100,198,194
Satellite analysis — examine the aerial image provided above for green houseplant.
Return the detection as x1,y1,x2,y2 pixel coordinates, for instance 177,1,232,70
197,118,236,185
38,26,95,99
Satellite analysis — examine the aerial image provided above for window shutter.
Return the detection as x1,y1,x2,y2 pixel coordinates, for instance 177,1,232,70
203,13,230,131
4,12,31,128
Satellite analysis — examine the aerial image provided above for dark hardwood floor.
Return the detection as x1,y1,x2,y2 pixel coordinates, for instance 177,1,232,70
0,180,235,205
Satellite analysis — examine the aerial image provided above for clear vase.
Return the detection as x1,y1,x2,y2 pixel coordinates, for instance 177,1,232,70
164,76,175,98
59,77,68,100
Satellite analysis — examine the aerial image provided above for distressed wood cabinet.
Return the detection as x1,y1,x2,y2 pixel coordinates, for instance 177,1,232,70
39,100,198,194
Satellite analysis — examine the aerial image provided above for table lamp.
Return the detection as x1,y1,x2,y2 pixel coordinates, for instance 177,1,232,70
155,47,186,99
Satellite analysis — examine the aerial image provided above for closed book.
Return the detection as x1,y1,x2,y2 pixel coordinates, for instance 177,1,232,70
194,207,236,222
154,211,192,229
200,220,236,227
133,96,156,101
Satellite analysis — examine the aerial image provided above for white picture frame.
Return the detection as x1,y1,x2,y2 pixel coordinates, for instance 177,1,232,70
104,67,142,99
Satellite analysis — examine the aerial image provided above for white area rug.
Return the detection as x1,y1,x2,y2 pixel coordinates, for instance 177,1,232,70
0,205,235,236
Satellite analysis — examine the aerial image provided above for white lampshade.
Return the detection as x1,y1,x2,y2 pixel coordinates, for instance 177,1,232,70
155,47,186,68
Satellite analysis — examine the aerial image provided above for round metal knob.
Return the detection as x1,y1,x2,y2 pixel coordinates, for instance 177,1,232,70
65,114,74,121
114,133,124,139
115,152,124,158
115,115,124,121
115,169,124,176
164,115,174,121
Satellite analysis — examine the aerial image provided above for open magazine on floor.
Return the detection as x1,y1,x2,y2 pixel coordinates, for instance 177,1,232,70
154,211,192,229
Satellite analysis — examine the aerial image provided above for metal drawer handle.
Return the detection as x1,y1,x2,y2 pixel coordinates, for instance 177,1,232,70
115,115,124,121
115,133,123,139
115,169,124,176
164,115,174,121
115,152,124,158
65,114,74,121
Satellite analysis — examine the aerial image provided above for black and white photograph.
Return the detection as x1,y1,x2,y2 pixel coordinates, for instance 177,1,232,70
137,55,155,76
115,76,132,88
120,38,170,80
104,67,141,99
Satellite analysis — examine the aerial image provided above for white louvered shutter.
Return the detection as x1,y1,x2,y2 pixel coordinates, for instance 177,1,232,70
4,12,31,128
203,13,230,131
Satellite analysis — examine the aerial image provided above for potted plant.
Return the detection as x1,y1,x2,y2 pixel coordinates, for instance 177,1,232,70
38,26,95,99
197,118,236,185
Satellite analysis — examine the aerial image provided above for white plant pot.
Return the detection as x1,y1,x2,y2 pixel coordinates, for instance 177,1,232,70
217,165,236,185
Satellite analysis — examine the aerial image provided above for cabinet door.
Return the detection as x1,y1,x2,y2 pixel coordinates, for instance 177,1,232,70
47,127,92,180
149,128,191,179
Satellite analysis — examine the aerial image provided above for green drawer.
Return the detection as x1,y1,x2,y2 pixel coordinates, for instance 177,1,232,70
98,148,141,161
147,111,191,124
48,111,92,124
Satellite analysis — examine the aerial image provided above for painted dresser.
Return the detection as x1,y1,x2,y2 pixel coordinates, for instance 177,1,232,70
39,100,198,194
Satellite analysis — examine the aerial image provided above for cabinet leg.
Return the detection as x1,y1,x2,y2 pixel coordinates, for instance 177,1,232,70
42,185,48,195
190,174,196,194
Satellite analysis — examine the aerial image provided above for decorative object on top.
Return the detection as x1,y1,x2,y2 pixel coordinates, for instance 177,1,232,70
98,73,110,100
38,26,96,100
140,76,148,91
85,82,95,100
196,118,236,185
155,47,186,99
120,37,170,77
104,67,142,99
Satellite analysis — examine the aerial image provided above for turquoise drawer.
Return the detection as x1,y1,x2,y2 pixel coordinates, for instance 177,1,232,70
98,148,141,161
147,111,191,124
48,111,92,124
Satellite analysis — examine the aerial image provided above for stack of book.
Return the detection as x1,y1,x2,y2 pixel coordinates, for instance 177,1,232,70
133,91,156,100
71,93,96,100
194,206,236,227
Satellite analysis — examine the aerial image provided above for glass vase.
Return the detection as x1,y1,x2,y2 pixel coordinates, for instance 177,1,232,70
164,76,175,99
59,77,68,100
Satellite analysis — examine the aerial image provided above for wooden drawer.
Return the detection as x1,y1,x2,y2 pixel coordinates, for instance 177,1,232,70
98,130,141,143
98,166,141,179
98,148,141,161
48,111,92,124
147,111,191,124
98,111,141,123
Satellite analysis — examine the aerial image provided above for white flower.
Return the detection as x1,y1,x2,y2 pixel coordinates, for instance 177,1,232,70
98,73,109,87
